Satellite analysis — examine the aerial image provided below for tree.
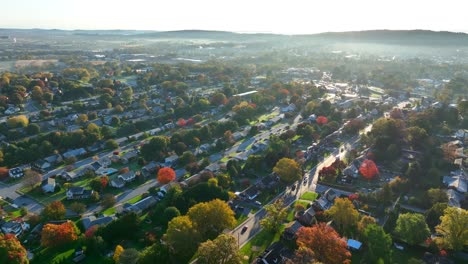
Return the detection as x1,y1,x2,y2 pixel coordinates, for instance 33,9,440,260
113,245,124,263
41,221,78,247
163,206,181,224
187,199,236,240
157,167,176,184
289,246,315,264
359,159,379,180
316,116,328,125
69,202,86,215
435,207,468,251
425,203,448,230
7,115,29,128
196,234,242,264
141,136,169,161
101,194,116,208
273,158,302,183
118,248,139,264
22,169,42,190
326,198,359,234
42,201,66,220
394,213,430,245
0,234,28,264
165,216,201,262
260,198,288,233
427,188,448,206
296,223,351,264
364,224,392,263
137,243,171,264
76,114,88,124
26,123,41,135
179,151,196,166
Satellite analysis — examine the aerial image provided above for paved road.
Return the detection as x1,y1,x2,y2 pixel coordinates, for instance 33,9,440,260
232,123,373,248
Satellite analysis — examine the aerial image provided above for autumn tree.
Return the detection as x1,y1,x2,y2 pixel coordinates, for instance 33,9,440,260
364,224,392,263
42,201,66,220
187,199,236,240
318,166,337,182
273,158,302,183
6,115,29,128
22,169,42,190
289,246,316,264
435,207,468,251
359,159,379,180
357,215,377,236
296,224,351,264
157,167,176,184
326,198,359,234
113,245,124,262
260,198,288,233
101,194,116,208
0,234,28,264
316,116,328,125
394,213,430,245
41,221,78,247
165,216,201,262
196,234,242,264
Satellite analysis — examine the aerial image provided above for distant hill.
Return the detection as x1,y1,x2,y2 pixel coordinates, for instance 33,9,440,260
1,28,467,46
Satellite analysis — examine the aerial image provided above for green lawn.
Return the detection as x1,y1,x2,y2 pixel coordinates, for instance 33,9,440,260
239,228,282,264
127,194,143,204
300,192,318,201
102,207,116,216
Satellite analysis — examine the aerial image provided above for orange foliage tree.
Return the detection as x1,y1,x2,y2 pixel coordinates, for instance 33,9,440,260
41,221,78,248
296,223,351,264
316,116,328,125
0,167,9,180
157,167,176,184
0,233,28,264
359,159,379,180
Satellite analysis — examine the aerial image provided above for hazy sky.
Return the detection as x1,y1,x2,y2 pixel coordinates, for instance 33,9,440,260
2,0,467,34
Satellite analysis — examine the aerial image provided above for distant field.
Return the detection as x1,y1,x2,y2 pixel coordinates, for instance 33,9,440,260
15,59,58,68
0,61,16,71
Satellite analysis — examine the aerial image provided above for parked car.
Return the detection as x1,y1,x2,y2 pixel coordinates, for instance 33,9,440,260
254,201,262,206
241,225,248,234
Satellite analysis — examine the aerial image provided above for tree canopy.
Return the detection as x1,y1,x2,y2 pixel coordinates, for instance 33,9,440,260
273,158,302,183
394,213,430,245
435,207,468,251
196,234,242,264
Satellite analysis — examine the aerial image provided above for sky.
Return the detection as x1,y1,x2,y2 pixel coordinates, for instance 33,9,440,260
1,0,467,34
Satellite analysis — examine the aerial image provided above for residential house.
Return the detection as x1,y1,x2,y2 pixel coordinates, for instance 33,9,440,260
96,167,118,176
82,215,116,230
281,103,296,113
110,178,125,188
33,159,52,173
165,155,179,167
59,171,78,181
123,196,159,215
256,175,279,190
44,154,63,165
297,207,316,226
282,221,303,241
313,188,337,210
66,187,93,200
8,167,24,178
121,150,138,164
141,161,159,178
443,176,467,194
175,168,187,179
0,220,30,237
42,178,56,193
447,189,465,208
254,242,293,264
244,187,259,200
118,171,136,183
63,148,87,160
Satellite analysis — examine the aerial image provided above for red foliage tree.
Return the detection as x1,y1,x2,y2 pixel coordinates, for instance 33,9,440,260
319,166,337,182
296,223,351,264
186,118,194,125
157,167,176,184
0,167,9,180
41,221,78,248
359,159,379,180
85,225,98,238
100,176,109,189
316,116,328,125
177,118,186,127
0,233,28,264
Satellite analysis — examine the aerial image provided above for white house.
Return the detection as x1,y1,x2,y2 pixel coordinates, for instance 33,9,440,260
1,221,30,237
118,171,136,183
111,178,125,188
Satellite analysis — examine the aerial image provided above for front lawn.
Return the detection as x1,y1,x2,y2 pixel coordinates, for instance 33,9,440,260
300,192,318,201
239,228,282,264
102,207,116,216
127,194,143,204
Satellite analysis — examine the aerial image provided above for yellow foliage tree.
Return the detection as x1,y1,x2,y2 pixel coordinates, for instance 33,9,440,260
113,245,124,262
326,197,359,234
7,115,29,128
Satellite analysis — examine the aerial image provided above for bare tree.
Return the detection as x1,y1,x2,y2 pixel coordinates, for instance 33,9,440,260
23,169,42,190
